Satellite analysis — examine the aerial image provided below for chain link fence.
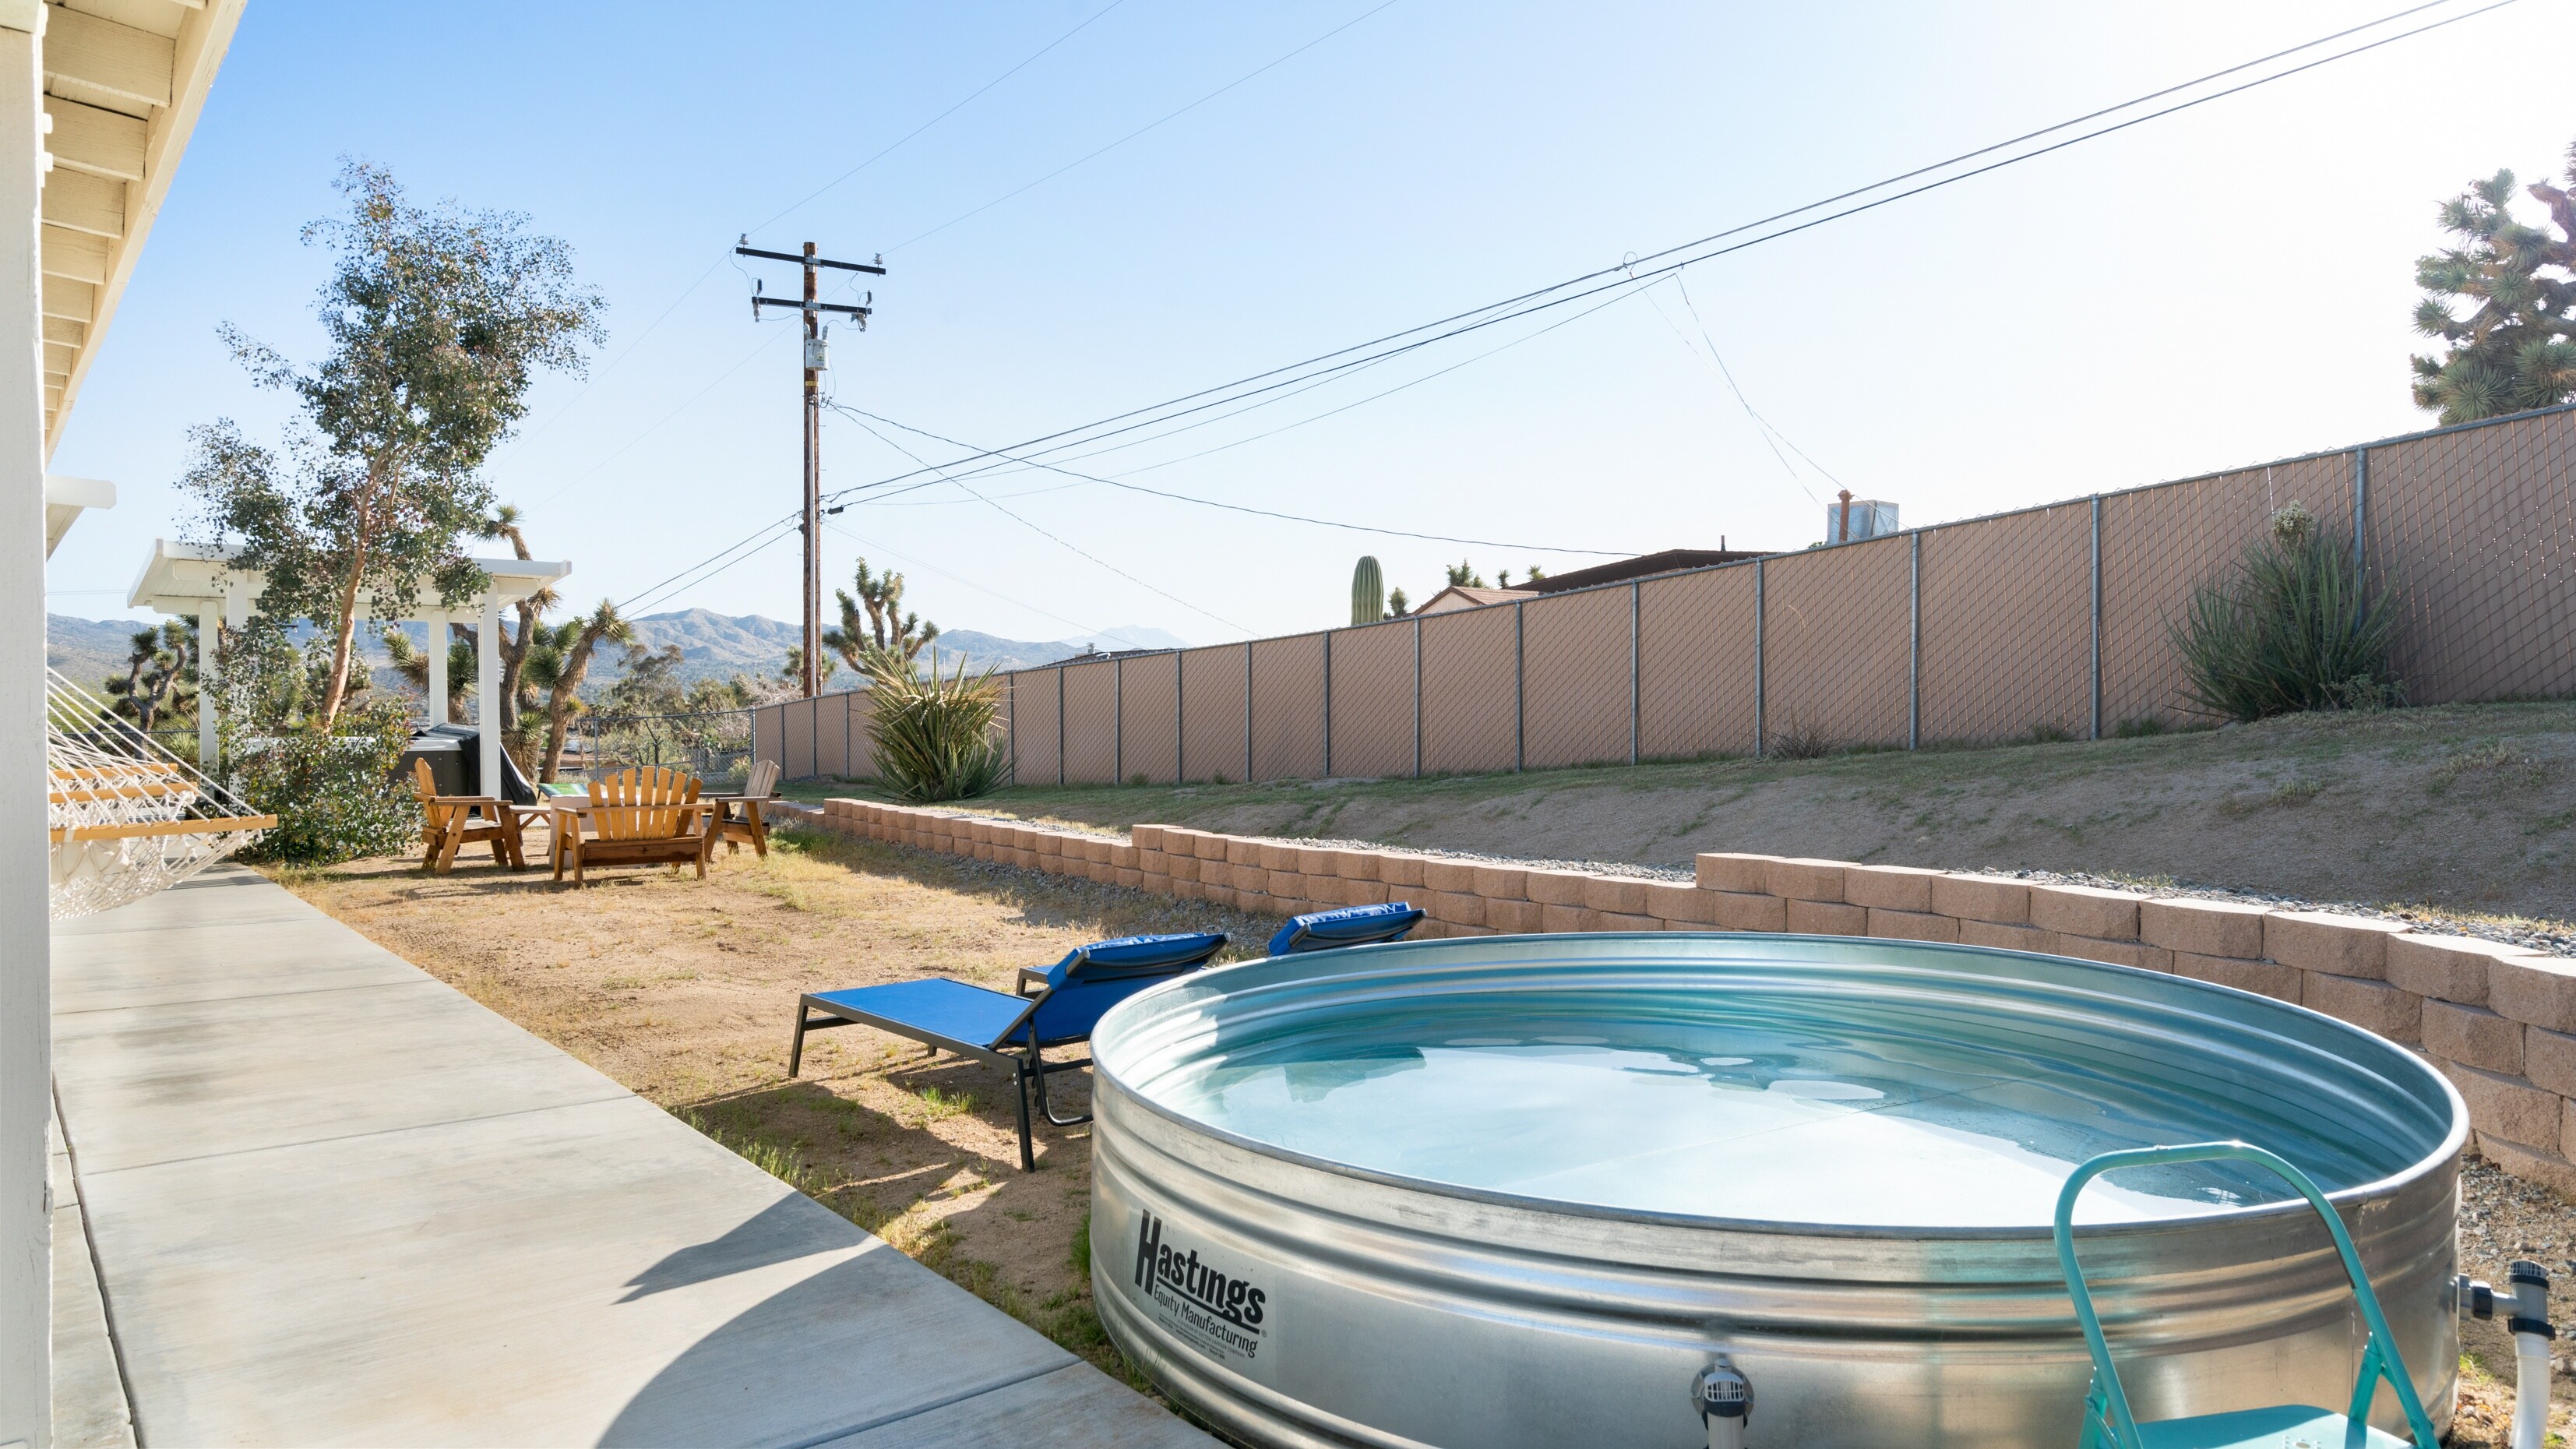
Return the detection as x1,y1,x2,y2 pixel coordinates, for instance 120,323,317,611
752,402,2576,784
581,707,760,788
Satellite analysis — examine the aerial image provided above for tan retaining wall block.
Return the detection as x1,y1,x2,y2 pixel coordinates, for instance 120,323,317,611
1485,899,1544,933
1541,904,1602,933
1379,855,1427,888
1695,852,1772,894
1785,899,1864,935
1524,869,1591,907
1471,865,1528,900
1960,919,2050,954
1765,858,1845,903
2028,884,2144,942
2264,911,2404,978
2477,1135,2576,1200
2492,954,2576,1033
1929,874,2029,924
2303,975,2421,1044
2050,936,2172,973
1642,882,1714,925
1335,850,1380,880
2525,1028,2576,1098
1427,892,1485,927
2138,899,2270,960
1708,892,1785,933
2423,1002,2523,1075
1422,859,1478,894
1868,909,1959,943
1582,876,1648,916
2173,951,2303,1004
2438,1059,2561,1152
2386,934,2512,1006
1844,865,1943,914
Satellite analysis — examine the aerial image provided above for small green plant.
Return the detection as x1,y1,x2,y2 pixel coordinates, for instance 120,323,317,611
916,1085,978,1119
1129,771,1150,787
2113,716,2169,739
2025,723,2076,745
863,647,1006,802
2168,502,2403,722
1767,715,1834,760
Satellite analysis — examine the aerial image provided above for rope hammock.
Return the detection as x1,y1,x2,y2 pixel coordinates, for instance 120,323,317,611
47,668,273,919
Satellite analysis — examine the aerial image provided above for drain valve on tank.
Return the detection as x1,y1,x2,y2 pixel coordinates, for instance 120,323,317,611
2458,1260,2555,1449
1692,1356,1753,1449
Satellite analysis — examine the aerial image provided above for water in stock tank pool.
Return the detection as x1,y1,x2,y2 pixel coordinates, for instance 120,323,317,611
1139,991,2386,1228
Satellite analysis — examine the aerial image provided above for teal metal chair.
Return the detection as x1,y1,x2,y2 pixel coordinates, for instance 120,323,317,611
2053,1141,2440,1449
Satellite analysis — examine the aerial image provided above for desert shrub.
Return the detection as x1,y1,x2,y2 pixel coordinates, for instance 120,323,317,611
2168,502,2402,723
864,650,1005,802
231,700,418,865
1767,714,1834,760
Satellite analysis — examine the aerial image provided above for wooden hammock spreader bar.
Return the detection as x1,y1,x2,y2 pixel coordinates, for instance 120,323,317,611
49,781,199,806
50,763,183,781
50,815,278,843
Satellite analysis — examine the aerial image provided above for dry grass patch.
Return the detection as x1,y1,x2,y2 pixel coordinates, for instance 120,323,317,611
272,823,1280,1392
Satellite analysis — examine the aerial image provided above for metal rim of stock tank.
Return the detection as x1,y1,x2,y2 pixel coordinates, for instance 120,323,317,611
1084,932,2467,1449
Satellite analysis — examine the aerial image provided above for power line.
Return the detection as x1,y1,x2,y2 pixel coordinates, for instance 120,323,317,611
821,519,1113,642
622,1,2508,617
745,0,1133,241
823,0,2507,504
830,407,1253,634
885,0,1406,253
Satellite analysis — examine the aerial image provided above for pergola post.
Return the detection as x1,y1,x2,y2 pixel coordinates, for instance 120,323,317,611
197,606,220,767
424,611,447,725
477,593,501,797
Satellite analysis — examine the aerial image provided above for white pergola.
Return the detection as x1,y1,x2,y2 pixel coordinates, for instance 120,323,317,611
127,538,573,795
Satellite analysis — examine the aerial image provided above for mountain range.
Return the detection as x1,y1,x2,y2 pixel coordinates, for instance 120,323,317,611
44,610,1190,696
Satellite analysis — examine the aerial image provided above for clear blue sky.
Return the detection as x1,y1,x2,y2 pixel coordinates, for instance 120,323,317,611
42,0,2576,647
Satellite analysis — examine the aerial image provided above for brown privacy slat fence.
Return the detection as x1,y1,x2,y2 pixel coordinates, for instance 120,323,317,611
752,403,2576,782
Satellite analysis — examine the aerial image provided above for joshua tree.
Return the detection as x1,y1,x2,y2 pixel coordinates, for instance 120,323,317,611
1387,587,1411,618
104,621,198,732
825,557,936,672
2412,139,2576,423
522,601,633,781
381,624,470,721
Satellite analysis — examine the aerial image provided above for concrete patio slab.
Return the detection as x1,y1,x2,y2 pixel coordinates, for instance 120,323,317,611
50,866,1204,1448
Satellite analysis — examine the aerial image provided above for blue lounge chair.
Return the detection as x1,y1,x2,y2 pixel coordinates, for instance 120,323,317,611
788,931,1228,1170
1267,901,1424,955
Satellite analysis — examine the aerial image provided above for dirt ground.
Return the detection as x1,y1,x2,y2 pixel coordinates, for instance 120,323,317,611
273,823,1285,1394
279,819,2576,1443
960,700,2576,925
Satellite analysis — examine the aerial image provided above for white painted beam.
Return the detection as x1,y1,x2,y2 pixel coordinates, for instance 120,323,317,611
42,94,141,180
42,7,171,110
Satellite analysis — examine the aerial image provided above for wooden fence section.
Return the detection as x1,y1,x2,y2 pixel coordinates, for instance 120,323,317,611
752,403,2576,783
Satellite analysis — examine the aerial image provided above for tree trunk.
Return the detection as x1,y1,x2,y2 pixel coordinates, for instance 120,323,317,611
316,514,372,731
540,622,610,782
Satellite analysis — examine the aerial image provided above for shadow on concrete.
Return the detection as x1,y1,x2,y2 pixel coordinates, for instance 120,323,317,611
619,1194,853,1303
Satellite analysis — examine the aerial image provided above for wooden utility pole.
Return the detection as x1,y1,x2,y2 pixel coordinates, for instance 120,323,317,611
737,238,884,696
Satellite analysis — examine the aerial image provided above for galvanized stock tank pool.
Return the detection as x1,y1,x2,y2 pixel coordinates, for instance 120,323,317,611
1085,933,2466,1449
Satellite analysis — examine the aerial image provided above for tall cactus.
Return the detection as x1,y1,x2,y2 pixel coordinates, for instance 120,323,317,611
1351,555,1385,626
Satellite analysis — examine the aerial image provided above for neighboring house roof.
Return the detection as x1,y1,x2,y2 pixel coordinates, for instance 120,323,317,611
1513,548,1770,594
1412,585,1524,615
1408,549,1774,616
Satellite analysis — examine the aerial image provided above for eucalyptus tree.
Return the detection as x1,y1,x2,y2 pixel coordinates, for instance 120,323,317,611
178,161,604,730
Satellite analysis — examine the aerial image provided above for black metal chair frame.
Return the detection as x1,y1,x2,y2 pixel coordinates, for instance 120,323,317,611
788,974,1096,1172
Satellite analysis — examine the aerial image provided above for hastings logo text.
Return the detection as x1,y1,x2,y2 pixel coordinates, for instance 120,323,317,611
1133,1210,1267,1362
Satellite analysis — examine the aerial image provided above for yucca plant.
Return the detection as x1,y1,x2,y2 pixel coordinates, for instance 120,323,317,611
862,648,1006,802
2169,502,2403,722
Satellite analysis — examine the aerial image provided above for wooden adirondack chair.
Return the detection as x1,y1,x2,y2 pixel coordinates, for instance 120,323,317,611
411,759,525,873
553,767,714,885
709,759,781,859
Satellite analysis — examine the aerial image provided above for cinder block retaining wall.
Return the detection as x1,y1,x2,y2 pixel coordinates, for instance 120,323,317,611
818,798,2576,1192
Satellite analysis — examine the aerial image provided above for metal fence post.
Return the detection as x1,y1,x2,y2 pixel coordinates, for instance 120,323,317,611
2089,495,2104,741
1007,673,1017,785
1412,615,1424,778
1513,599,1526,773
1321,631,1334,778
1908,533,1921,751
1629,580,1641,766
1114,657,1125,784
1056,665,1066,787
1753,558,1767,758
1174,655,1185,784
844,689,853,780
2352,446,2370,571
1242,641,1254,784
